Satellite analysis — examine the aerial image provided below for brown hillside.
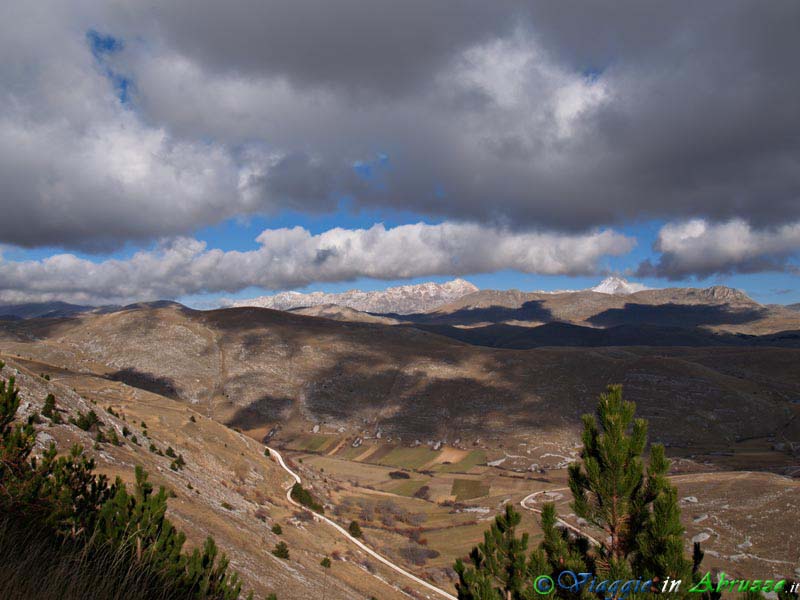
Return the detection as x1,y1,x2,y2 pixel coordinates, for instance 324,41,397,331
1,305,797,466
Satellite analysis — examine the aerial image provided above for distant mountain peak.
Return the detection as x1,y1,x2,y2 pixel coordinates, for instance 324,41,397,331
591,276,650,295
231,278,479,314
442,278,478,292
695,285,754,304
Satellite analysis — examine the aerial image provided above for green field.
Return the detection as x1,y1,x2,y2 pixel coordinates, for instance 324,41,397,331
435,450,486,473
373,446,439,469
387,479,427,497
421,522,490,566
288,434,336,453
451,478,490,501
333,444,366,460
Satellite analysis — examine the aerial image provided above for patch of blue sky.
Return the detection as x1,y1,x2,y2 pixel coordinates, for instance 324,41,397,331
353,152,391,194
86,29,134,106
709,272,799,305
179,287,267,310
86,30,123,57
1,240,143,263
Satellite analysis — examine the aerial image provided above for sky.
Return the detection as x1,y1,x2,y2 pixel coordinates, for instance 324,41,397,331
1,1,799,307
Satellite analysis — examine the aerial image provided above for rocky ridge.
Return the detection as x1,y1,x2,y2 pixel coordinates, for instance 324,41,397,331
231,278,478,314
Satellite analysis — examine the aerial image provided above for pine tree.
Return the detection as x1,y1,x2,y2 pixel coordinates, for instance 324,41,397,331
535,502,592,594
454,504,544,599
455,384,699,599
633,445,692,582
42,393,61,422
567,384,693,584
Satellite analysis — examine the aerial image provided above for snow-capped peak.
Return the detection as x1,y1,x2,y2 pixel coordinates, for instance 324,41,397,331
591,276,649,295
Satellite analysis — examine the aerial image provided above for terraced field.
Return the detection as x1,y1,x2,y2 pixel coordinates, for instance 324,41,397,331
285,433,492,476
451,479,490,501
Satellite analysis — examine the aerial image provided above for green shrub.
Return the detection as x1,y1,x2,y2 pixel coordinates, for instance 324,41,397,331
148,443,163,456
348,521,363,538
271,523,282,535
42,394,60,423
272,542,289,559
69,410,101,431
290,483,324,514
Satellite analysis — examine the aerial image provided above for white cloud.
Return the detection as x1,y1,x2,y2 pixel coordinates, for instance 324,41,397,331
0,222,634,304
639,219,800,279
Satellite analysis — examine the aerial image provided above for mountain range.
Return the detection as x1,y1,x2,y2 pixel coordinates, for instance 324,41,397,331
229,277,655,315
229,278,479,314
4,278,799,347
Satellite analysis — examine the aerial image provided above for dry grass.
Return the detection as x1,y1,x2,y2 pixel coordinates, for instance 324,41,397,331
450,479,490,501
435,450,486,473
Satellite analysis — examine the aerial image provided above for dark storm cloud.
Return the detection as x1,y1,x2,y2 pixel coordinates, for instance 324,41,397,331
248,152,367,213
128,0,800,230
147,0,523,95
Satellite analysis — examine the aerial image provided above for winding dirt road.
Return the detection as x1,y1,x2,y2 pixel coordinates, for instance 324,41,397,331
267,446,458,600
519,488,601,546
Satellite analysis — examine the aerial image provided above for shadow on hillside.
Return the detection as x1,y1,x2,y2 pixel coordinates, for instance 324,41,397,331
588,303,766,328
0,316,78,341
389,300,554,326
412,322,760,349
226,394,294,429
106,368,181,400
301,353,554,437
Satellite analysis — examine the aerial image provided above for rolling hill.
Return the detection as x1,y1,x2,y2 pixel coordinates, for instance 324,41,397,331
2,298,798,587
1,303,797,463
